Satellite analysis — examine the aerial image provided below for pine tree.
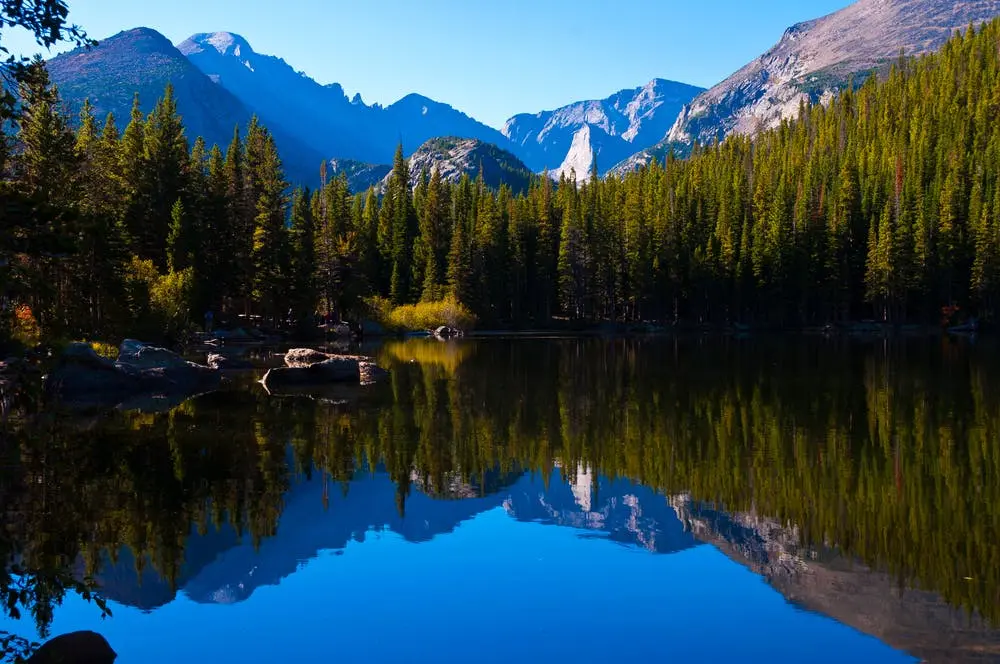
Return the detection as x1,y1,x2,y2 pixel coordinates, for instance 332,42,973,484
388,144,417,304
289,186,317,326
143,83,189,268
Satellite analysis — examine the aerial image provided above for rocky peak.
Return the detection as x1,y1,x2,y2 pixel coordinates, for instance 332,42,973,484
178,31,254,58
614,0,1000,175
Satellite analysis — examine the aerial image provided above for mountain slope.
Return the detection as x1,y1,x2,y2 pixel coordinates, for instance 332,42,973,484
47,28,326,186
48,28,248,151
672,496,1000,664
616,0,1000,173
328,158,392,193
502,78,704,177
383,137,535,193
177,31,381,162
178,32,518,165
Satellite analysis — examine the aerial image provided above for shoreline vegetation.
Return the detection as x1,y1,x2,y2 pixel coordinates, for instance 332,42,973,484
4,20,1000,355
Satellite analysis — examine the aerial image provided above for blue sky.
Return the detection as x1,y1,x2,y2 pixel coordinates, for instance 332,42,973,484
6,0,854,128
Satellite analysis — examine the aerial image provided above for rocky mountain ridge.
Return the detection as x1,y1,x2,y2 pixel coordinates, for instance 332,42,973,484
615,0,1000,173
501,78,704,178
383,137,535,193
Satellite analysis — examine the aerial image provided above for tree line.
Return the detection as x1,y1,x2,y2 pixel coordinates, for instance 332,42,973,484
4,20,1000,344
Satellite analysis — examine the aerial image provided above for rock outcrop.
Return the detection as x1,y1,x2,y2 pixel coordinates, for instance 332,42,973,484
47,340,221,411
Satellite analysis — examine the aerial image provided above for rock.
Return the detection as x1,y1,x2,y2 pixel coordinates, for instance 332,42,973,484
26,630,116,663
118,339,190,370
61,342,117,370
262,357,361,391
48,341,221,411
331,323,352,338
359,361,389,385
432,326,463,339
284,348,334,368
206,353,253,370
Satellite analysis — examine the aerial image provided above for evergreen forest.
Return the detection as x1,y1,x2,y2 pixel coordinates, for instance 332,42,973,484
4,20,1000,343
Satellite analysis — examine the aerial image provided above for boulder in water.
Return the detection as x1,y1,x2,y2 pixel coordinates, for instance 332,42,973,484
284,348,335,368
263,357,361,390
48,341,221,410
432,326,463,339
26,630,116,663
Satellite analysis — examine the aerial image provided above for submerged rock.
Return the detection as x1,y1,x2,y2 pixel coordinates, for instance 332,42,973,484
359,361,389,385
26,630,116,663
206,352,253,370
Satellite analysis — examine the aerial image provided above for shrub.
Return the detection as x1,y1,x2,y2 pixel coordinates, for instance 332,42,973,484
76,340,119,360
123,256,194,339
382,296,476,332
12,304,41,347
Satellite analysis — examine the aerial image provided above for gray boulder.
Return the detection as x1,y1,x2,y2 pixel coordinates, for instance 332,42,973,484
359,361,389,384
432,326,463,339
26,630,116,663
262,357,361,391
284,348,335,368
49,341,221,410
118,339,190,370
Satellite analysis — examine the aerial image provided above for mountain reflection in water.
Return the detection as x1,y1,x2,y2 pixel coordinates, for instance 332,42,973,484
2,337,1000,663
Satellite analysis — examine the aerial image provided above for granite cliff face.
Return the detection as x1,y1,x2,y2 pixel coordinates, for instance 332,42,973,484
501,79,704,178
382,137,535,193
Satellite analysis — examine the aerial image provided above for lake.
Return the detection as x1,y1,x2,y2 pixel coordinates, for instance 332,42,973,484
2,336,999,663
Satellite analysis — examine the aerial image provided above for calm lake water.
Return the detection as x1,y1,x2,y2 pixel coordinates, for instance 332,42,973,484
2,337,1000,663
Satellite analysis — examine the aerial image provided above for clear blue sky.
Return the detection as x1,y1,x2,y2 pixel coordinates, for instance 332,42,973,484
6,0,854,128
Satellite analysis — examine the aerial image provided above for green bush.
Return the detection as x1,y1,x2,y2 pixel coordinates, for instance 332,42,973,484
123,256,194,340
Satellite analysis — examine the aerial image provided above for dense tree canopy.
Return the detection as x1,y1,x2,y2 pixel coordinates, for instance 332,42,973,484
4,20,1000,345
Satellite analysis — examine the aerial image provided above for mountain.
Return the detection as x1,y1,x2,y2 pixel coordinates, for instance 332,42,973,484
93,467,694,608
671,495,1000,664
48,28,247,151
615,0,1000,173
47,28,326,186
382,137,535,194
501,78,704,178
178,32,518,165
328,158,392,194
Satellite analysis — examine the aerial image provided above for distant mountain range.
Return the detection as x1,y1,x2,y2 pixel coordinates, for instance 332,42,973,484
178,32,516,166
92,466,696,609
43,0,1000,187
614,0,1000,173
502,79,704,178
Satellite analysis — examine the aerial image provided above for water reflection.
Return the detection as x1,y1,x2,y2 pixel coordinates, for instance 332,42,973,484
2,336,1000,662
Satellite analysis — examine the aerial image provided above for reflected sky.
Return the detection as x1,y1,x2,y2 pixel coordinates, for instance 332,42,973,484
6,493,913,664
